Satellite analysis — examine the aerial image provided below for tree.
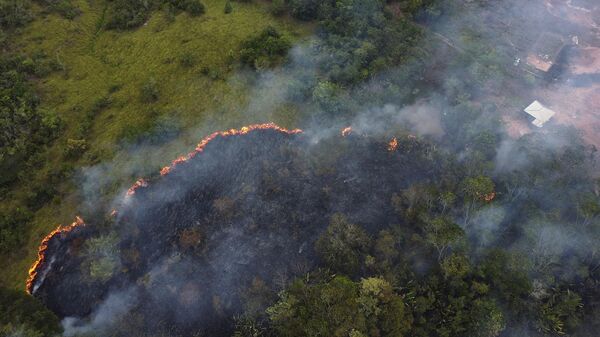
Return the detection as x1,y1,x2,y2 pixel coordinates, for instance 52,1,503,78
312,81,344,114
374,230,398,267
267,276,411,337
438,191,456,214
462,175,495,226
423,217,464,262
315,213,371,275
358,277,412,336
537,289,583,336
267,276,366,337
478,249,532,313
468,299,505,337
239,26,291,69
224,0,232,14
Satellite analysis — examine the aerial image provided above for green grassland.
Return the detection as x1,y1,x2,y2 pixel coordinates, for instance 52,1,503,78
1,0,311,290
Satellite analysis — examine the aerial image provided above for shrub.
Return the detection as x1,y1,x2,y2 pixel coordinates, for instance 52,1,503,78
239,26,291,69
184,0,204,16
140,78,160,103
106,0,152,30
179,51,196,67
64,138,88,158
224,0,232,14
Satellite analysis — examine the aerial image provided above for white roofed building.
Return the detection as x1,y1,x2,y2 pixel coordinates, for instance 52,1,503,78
524,100,556,127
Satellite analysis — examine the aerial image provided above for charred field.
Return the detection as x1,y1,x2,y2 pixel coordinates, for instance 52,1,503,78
28,126,442,336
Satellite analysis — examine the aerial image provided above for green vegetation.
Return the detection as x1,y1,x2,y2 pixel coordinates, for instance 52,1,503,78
267,276,412,337
239,26,291,69
82,232,120,282
0,287,61,336
1,0,600,336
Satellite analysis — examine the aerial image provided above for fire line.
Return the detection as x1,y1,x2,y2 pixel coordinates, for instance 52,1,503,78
26,216,86,294
127,123,302,196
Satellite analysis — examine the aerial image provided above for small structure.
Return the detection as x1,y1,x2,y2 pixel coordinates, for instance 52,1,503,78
524,100,556,127
526,33,566,72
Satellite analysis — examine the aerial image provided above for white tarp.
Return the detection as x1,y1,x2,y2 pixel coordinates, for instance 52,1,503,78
524,100,556,127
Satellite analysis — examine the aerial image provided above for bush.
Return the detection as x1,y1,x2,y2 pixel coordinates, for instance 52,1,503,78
64,138,88,158
106,0,152,30
224,0,232,14
239,26,291,69
140,78,160,103
179,51,196,67
184,0,204,16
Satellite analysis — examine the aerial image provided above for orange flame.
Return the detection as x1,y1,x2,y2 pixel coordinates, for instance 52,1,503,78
341,126,352,137
126,123,302,196
126,178,148,196
482,192,496,202
388,137,398,152
26,216,86,294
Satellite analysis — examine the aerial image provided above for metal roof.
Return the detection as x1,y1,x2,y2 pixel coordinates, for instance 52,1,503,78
524,100,556,127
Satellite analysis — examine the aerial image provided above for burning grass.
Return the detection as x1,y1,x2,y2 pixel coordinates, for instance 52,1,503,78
26,216,86,295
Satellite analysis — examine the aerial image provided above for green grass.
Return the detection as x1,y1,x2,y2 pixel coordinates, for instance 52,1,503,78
1,0,312,290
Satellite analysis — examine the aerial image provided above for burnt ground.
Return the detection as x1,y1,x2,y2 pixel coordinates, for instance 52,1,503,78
33,129,442,336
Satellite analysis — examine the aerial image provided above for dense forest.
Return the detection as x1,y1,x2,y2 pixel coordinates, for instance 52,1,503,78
1,0,599,337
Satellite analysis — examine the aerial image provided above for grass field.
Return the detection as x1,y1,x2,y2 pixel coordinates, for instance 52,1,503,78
1,0,312,290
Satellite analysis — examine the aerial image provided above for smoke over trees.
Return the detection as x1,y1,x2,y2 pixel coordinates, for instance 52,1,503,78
1,0,600,336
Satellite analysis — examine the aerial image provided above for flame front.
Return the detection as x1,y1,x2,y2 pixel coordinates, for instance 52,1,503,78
126,178,148,196
26,216,86,294
128,123,302,196
341,126,352,137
